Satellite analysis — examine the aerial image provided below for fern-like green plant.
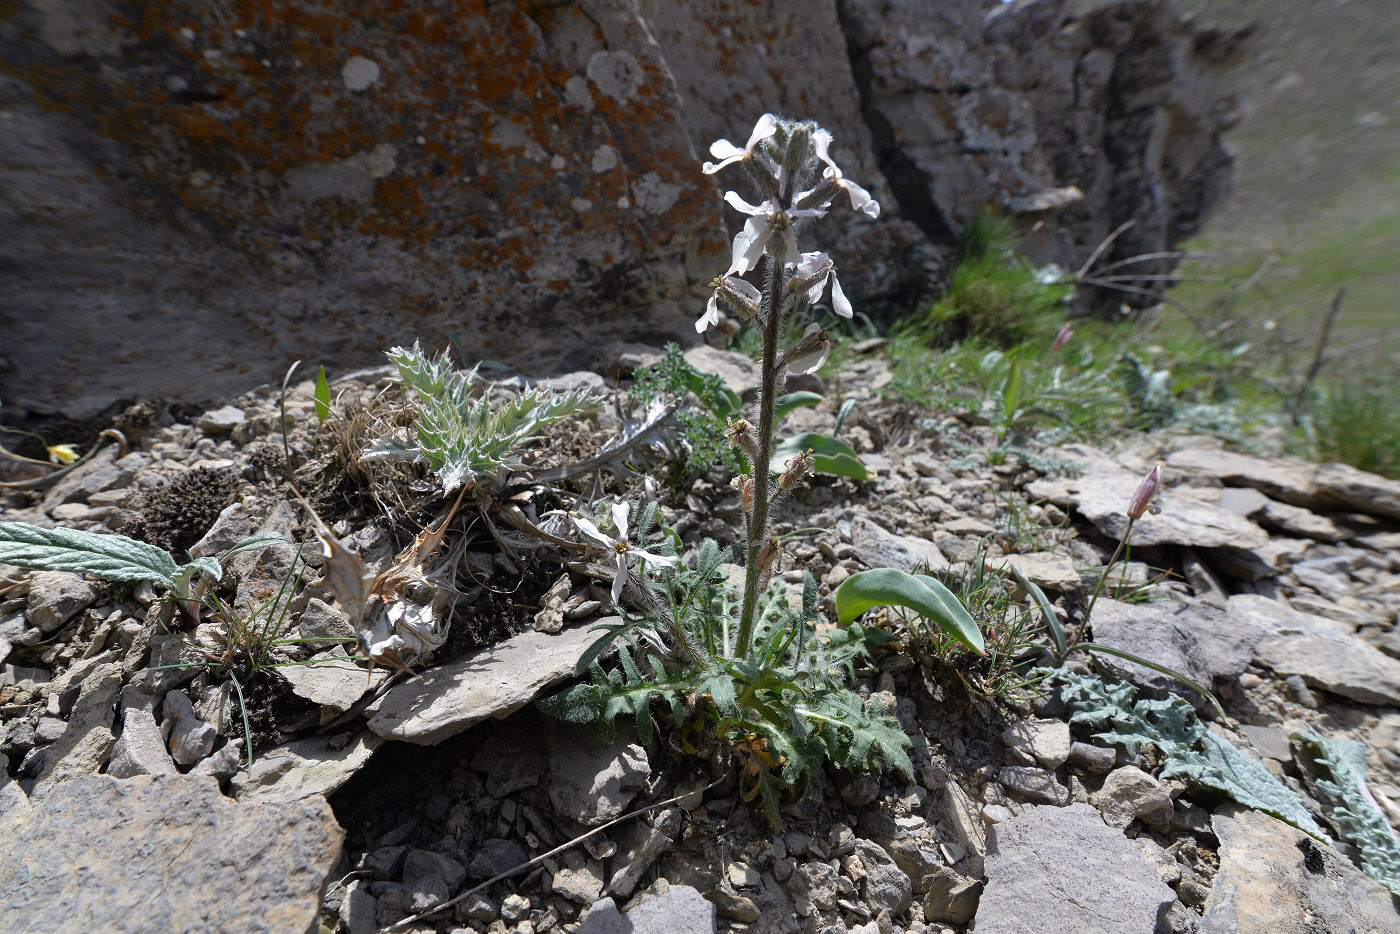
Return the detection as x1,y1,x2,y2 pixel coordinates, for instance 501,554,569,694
366,343,597,491
1293,730,1400,895
538,511,912,828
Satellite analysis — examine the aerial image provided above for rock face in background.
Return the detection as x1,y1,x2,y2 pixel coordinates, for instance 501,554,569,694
0,0,1245,415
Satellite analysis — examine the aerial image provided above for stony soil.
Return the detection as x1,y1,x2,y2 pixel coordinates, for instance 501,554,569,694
2,343,1398,933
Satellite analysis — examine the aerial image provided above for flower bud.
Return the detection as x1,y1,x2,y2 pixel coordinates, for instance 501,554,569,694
732,474,754,513
778,449,815,491
1052,323,1073,352
755,537,781,590
783,124,813,172
712,274,761,321
724,418,759,461
1126,464,1163,520
779,322,832,376
46,444,79,466
794,178,841,213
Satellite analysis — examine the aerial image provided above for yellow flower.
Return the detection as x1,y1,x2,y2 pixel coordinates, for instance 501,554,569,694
46,444,80,466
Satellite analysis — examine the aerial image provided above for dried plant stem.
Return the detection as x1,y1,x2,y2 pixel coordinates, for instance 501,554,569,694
736,255,784,657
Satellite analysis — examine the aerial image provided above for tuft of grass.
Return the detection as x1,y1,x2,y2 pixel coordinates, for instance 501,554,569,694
1306,379,1400,479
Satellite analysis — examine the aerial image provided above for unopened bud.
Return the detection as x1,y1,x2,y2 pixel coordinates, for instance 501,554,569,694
732,474,755,513
755,537,781,590
783,124,813,172
1126,464,1163,520
795,178,841,213
778,449,815,491
724,418,759,461
779,322,832,376
1052,323,1073,352
711,274,761,321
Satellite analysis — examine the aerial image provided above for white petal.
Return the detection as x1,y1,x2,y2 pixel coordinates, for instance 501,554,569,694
723,191,766,216
709,138,745,161
811,128,836,172
730,217,770,275
611,501,630,542
780,227,800,267
611,559,626,607
574,516,614,549
787,207,827,219
728,275,762,303
745,113,779,151
831,272,854,318
696,294,720,333
634,549,678,569
843,179,881,219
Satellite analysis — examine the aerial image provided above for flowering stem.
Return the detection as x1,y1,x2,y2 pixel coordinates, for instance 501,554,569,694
1083,516,1135,628
736,254,785,657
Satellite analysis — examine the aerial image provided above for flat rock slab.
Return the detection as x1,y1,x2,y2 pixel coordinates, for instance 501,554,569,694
1228,594,1400,706
975,802,1174,934
1028,466,1268,551
995,552,1081,591
1091,599,1262,703
850,515,948,573
0,774,342,934
1201,805,1399,933
1165,447,1318,504
231,731,382,804
578,882,716,934
369,621,603,744
275,646,385,712
1312,461,1400,522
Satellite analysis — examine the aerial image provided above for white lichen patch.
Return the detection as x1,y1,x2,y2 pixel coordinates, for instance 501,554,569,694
591,145,619,174
631,172,680,215
563,75,594,111
586,50,643,103
570,197,593,212
341,56,381,92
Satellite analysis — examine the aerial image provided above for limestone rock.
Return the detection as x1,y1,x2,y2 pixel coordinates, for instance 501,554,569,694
274,646,384,713
578,881,716,934
1311,461,1400,521
997,766,1069,806
976,803,1175,934
546,721,650,826
682,345,759,400
25,571,98,634
1091,766,1172,830
106,705,175,779
0,774,342,934
31,661,121,794
196,404,246,435
1229,594,1400,705
997,552,1081,592
922,864,982,925
164,689,217,767
1201,805,1399,933
852,838,912,916
231,731,382,804
1000,718,1071,769
1165,447,1317,504
368,621,601,744
850,515,948,573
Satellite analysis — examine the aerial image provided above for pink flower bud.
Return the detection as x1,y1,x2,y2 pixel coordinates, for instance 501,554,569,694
755,537,781,590
1126,464,1162,520
1052,323,1073,352
724,418,760,461
778,449,815,491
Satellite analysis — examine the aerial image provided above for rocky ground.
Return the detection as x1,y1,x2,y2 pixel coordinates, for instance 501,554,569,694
1,342,1398,933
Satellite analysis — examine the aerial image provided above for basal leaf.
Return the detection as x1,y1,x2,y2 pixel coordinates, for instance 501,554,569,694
835,568,984,655
0,522,180,587
771,433,869,482
775,391,823,419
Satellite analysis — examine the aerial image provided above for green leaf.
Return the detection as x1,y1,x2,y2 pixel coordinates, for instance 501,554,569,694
833,398,856,437
1293,730,1400,894
835,568,984,655
771,433,869,483
313,365,331,422
1068,642,1226,722
683,370,740,418
775,391,823,420
1006,562,1065,654
0,522,181,588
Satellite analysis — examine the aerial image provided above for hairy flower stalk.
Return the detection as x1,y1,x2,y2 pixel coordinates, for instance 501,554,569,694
697,114,880,657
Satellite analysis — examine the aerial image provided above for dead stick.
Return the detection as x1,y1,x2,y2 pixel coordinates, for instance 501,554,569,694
1295,286,1346,407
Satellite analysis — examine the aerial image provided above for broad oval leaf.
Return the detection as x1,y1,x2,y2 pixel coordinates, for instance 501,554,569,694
0,522,179,588
835,568,984,655
771,433,869,483
774,391,823,420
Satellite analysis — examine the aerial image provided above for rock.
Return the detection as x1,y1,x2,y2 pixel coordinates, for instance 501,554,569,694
579,882,717,933
1089,599,1262,705
1311,461,1400,521
552,863,605,903
940,779,987,876
340,881,377,934
533,572,572,634
546,721,649,826
164,689,218,767
231,731,382,803
682,345,759,399
1236,724,1291,763
997,766,1069,806
1091,766,1172,830
187,501,256,558
472,719,549,796
1201,805,1399,933
852,839,912,916
31,662,121,794
793,860,840,911
227,501,302,617
403,849,466,893
41,448,142,507
106,705,175,779
997,552,1081,592
1211,536,1312,582
1165,448,1317,505
467,839,528,879
297,596,356,641
190,742,241,781
1229,594,1400,705
197,405,246,435
1000,719,1071,769
25,571,98,634
922,865,982,925
275,646,384,713
850,516,948,573
0,774,342,934
367,621,601,744
1067,742,1117,775
1028,466,1268,551
606,807,680,898
976,803,1175,934
1257,499,1346,542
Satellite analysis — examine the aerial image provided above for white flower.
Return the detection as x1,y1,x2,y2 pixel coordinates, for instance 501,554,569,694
789,251,853,318
781,322,833,375
574,502,678,608
723,192,826,274
702,113,779,174
696,274,762,333
804,129,881,219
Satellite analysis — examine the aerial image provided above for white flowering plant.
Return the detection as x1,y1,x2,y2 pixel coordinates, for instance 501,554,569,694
541,116,912,825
